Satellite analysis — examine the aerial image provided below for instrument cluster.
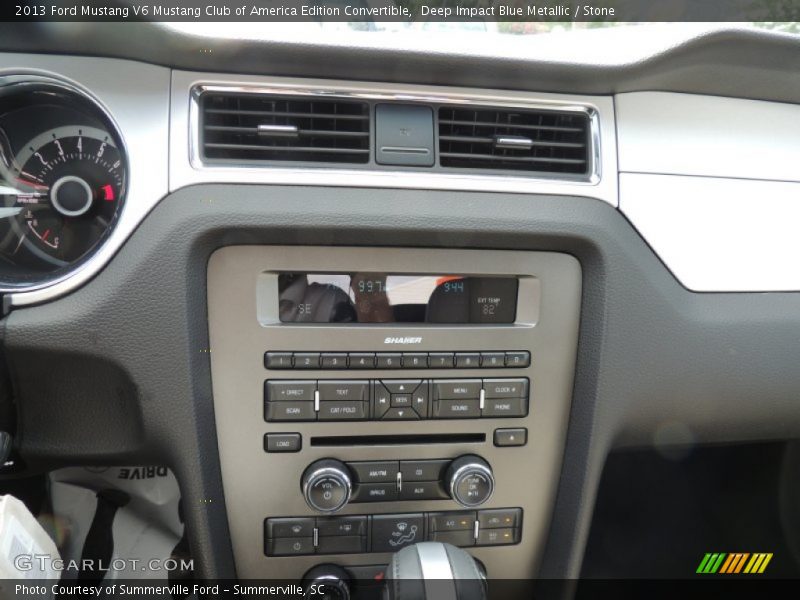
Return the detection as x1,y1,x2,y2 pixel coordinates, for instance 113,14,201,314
0,76,127,290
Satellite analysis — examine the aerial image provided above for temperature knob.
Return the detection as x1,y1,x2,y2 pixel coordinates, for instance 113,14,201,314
445,455,495,507
301,459,352,513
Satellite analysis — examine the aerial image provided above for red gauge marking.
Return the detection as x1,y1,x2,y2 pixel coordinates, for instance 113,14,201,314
42,229,50,241
100,184,115,201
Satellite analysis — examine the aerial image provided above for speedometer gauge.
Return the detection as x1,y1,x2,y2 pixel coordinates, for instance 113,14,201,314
12,126,125,266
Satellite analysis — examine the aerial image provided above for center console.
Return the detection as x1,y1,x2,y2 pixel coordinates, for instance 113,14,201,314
207,246,581,580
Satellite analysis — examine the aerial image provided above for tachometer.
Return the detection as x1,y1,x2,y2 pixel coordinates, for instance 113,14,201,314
10,126,125,266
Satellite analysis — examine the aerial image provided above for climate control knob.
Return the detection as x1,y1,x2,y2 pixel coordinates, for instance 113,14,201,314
301,459,353,513
445,455,495,507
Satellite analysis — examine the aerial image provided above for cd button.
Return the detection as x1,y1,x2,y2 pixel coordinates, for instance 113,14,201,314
400,460,449,482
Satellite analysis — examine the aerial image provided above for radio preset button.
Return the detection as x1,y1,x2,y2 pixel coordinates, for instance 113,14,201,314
264,433,302,453
348,461,398,484
429,352,455,368
266,380,316,402
434,379,481,400
265,352,293,369
455,353,480,369
376,353,402,369
402,353,428,369
505,351,531,368
480,352,505,368
318,380,369,402
349,353,376,369
318,401,367,421
433,399,481,419
483,378,528,399
266,401,316,422
321,353,348,369
482,397,528,418
295,353,321,369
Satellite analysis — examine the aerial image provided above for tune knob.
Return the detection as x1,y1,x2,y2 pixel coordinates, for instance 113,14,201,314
301,459,352,513
445,455,495,507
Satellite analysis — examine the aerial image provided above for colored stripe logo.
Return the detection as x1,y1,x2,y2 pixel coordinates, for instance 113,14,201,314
696,552,772,574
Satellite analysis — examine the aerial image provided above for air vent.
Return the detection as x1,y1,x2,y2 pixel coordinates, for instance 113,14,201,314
438,107,591,176
200,92,370,164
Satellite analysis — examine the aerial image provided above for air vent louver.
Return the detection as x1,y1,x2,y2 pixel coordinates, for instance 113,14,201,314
201,92,370,164
438,107,590,176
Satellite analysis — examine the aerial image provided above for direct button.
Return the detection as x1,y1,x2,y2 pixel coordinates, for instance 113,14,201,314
348,461,398,484
264,433,302,453
318,380,369,402
483,378,529,398
266,380,316,402
434,379,482,400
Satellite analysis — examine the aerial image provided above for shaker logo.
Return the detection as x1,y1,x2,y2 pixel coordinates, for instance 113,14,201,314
384,337,422,344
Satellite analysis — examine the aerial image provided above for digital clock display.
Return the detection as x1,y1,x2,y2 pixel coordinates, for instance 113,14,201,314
278,273,518,324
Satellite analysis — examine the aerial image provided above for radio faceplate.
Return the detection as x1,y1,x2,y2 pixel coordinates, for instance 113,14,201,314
207,246,581,580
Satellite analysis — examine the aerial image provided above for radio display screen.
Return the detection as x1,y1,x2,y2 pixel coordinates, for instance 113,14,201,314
278,273,518,324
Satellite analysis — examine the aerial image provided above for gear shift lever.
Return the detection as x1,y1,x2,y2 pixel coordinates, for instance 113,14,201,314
383,542,488,600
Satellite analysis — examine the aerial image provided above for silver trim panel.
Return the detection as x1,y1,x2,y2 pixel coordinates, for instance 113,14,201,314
171,71,618,206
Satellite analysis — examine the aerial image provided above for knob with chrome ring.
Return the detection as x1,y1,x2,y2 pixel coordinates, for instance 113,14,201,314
445,455,495,508
301,458,353,513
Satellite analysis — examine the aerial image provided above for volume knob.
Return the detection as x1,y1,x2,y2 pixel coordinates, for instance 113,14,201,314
301,459,352,513
445,455,495,508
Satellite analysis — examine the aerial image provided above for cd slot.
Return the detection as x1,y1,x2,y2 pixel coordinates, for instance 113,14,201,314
310,433,485,447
